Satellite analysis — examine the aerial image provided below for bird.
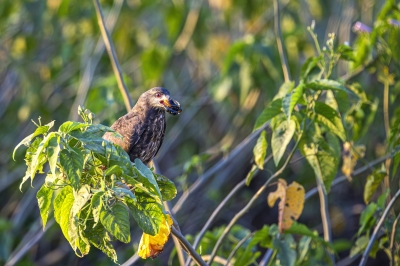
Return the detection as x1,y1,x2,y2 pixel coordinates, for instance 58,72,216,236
103,87,182,165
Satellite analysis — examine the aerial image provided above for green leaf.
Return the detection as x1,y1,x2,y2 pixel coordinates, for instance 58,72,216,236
59,121,86,133
271,119,296,166
91,191,104,228
36,185,53,230
84,221,118,263
297,236,312,264
285,222,318,238
273,234,296,266
377,189,390,209
312,101,346,141
350,236,369,257
307,79,349,93
337,44,355,61
273,81,294,101
300,56,321,81
71,185,91,217
112,187,135,199
19,137,42,190
47,136,60,179
104,165,124,177
13,121,55,160
100,202,131,243
54,186,74,242
282,84,304,121
126,192,163,236
300,131,340,193
155,174,177,201
59,148,83,191
234,227,270,266
364,169,386,204
134,159,162,199
358,203,377,236
253,130,267,169
245,164,258,186
253,99,283,131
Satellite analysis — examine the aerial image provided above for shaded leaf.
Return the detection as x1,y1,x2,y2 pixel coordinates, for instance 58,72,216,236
358,203,377,236
253,130,267,169
308,79,349,94
37,185,53,230
135,159,162,199
100,202,131,243
273,234,297,266
245,164,258,186
253,99,283,131
312,101,346,141
364,169,387,204
155,174,177,201
342,142,366,181
271,119,296,166
91,191,104,228
47,136,60,179
300,56,321,81
138,214,173,259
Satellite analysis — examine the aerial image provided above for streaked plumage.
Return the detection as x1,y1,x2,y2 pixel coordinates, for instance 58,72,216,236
103,87,181,165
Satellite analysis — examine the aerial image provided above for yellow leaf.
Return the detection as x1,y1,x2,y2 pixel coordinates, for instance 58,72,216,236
341,142,366,181
138,214,173,259
268,178,305,233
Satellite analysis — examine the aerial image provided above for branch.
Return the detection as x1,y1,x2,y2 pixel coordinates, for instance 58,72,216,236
207,136,302,264
390,213,400,266
359,188,400,266
171,227,208,266
164,202,186,266
172,122,270,214
273,0,291,82
225,231,254,266
92,0,133,111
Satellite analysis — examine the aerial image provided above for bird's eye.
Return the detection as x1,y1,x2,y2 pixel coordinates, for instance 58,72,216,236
155,93,161,98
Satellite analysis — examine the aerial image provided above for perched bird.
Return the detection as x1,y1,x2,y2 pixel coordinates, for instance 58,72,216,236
103,87,182,165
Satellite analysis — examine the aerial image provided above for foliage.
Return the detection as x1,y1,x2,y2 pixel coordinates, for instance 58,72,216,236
14,107,176,263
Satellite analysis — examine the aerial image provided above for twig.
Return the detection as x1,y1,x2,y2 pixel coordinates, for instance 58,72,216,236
164,202,186,266
92,0,133,111
198,255,229,266
259,249,274,266
390,213,400,266
359,188,400,266
120,254,140,266
172,122,270,214
273,0,291,82
225,231,255,266
305,153,392,200
207,136,302,264
316,177,334,263
185,154,273,266
171,227,208,266
5,220,55,266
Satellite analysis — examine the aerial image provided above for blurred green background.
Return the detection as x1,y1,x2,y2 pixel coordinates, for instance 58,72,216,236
1,0,399,265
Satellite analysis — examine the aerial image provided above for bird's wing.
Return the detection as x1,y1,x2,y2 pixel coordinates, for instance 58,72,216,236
153,117,166,157
104,112,145,152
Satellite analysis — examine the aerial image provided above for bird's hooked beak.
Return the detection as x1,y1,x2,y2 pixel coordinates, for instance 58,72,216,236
161,96,182,115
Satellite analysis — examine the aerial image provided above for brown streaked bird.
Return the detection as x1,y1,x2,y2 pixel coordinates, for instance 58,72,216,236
103,87,182,165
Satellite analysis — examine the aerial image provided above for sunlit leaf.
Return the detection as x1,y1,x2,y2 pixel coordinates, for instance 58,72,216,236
273,81,294,101
54,186,74,243
245,164,258,186
126,192,164,236
59,121,86,133
341,142,366,181
47,136,60,179
100,202,131,243
137,214,173,259
155,174,177,201
271,119,296,166
37,185,53,230
253,130,267,169
364,168,386,204
308,79,349,94
135,159,162,199
268,179,305,233
91,191,104,228
282,84,304,121
253,99,283,131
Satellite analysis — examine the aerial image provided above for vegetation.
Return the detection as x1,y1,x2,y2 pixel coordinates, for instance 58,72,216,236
2,0,400,265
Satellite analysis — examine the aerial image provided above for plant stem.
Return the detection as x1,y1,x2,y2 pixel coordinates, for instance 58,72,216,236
273,0,291,82
225,231,255,266
390,213,400,266
171,227,208,266
164,202,186,265
92,0,133,111
207,136,302,264
359,188,400,266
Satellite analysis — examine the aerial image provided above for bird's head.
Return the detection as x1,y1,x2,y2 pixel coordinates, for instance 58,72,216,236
141,87,182,115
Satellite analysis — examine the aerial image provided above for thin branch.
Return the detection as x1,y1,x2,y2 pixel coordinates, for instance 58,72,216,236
359,188,400,266
225,231,255,266
92,0,133,111
259,249,274,266
273,0,291,82
172,122,270,214
207,136,302,264
305,153,392,200
316,177,334,263
171,227,208,266
164,202,186,265
390,213,400,266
